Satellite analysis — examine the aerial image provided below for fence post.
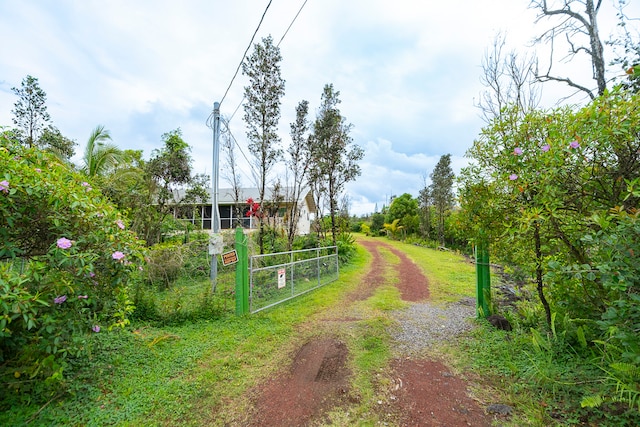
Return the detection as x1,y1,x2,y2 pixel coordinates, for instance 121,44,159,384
475,236,491,318
235,227,249,315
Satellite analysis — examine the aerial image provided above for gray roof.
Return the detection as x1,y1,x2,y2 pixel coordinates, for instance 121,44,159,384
171,187,314,208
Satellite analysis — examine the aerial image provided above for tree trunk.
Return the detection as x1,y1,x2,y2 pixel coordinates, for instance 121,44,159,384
534,220,552,326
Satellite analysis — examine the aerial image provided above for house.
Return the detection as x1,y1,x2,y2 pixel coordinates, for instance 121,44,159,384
170,187,316,234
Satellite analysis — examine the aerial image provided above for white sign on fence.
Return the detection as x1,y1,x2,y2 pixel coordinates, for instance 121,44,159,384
277,268,286,289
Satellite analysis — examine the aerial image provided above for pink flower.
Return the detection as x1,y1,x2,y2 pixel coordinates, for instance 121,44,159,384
0,180,9,193
54,295,67,304
112,251,125,260
57,237,72,249
513,147,523,155
92,325,101,333
78,295,88,299
89,272,96,278
35,168,42,173
116,220,125,229
509,174,518,181
81,182,92,191
569,140,580,149
541,144,550,152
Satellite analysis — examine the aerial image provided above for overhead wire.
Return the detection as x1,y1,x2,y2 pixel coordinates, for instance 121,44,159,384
221,118,254,173
210,0,310,184
219,0,273,109
277,0,308,47
221,118,260,185
227,0,310,124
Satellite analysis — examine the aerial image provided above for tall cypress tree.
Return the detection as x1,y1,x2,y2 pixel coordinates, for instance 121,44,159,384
286,100,311,250
242,35,285,254
309,84,363,244
11,75,51,148
429,154,455,246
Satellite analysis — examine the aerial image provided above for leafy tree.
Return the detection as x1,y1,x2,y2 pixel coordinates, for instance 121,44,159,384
459,87,640,327
285,100,311,249
309,84,364,244
370,212,385,235
11,75,51,147
385,193,419,237
10,75,76,159
100,150,154,241
80,125,122,178
145,129,194,245
430,154,455,246
242,35,285,253
39,126,76,160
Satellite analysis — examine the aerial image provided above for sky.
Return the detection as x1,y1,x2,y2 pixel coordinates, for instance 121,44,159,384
1,0,638,216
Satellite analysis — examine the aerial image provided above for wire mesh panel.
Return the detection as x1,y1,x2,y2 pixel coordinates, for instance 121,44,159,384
249,246,338,313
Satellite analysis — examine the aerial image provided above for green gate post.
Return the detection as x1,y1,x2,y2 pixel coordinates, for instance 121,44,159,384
235,227,249,315
476,238,491,318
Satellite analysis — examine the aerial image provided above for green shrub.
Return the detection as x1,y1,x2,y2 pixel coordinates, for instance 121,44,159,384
0,138,145,395
144,237,211,288
144,241,186,288
336,232,357,264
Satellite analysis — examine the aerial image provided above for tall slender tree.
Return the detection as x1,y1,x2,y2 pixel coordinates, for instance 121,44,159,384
242,35,285,253
418,173,433,239
309,84,364,244
220,119,243,227
11,75,51,147
429,154,455,247
285,100,311,249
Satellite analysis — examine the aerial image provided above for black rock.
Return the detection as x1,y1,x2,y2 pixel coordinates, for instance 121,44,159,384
487,314,512,331
486,403,514,415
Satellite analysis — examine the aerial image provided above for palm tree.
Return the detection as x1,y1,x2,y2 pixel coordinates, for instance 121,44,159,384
81,125,123,177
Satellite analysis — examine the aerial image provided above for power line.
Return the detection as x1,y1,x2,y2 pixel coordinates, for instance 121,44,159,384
221,118,259,180
211,0,311,185
227,0,310,124
277,0,308,47
219,0,273,108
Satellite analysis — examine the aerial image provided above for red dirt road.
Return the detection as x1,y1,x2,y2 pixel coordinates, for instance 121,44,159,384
245,239,492,426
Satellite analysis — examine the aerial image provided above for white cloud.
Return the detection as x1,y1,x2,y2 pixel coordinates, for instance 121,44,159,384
1,0,637,218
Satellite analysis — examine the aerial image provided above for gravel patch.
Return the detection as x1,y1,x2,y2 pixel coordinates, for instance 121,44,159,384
390,297,477,355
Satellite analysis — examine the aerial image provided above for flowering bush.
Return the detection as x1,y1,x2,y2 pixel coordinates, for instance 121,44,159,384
245,197,263,218
459,87,640,331
0,136,145,387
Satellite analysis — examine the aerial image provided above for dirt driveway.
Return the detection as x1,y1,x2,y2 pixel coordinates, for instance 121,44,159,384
244,238,493,426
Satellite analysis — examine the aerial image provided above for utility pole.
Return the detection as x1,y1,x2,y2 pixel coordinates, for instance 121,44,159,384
210,102,222,290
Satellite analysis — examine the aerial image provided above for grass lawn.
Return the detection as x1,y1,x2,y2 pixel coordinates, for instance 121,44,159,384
7,234,615,426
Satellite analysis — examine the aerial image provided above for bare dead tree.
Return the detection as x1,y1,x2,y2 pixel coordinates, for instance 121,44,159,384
530,0,607,99
220,119,243,227
477,32,541,123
